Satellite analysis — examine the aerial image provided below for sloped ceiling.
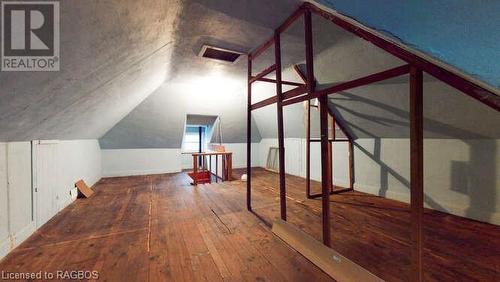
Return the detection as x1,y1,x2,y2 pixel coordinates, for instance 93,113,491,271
252,13,500,140
3,0,497,144
0,0,182,141
101,0,499,148
100,0,304,148
315,0,500,91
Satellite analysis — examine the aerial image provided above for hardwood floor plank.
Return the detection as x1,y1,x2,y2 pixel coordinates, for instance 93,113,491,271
1,168,498,281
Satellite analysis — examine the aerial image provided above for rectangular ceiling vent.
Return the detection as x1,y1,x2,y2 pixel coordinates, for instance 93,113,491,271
199,45,244,64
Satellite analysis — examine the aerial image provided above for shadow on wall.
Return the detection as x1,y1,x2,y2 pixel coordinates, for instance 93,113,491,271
330,92,498,223
465,140,497,222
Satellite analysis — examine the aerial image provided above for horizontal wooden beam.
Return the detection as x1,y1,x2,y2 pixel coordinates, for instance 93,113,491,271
282,65,410,106
331,188,354,194
251,85,308,110
317,65,410,97
306,3,500,111
283,85,308,100
249,64,277,84
251,96,277,111
308,186,352,199
252,77,304,87
309,139,335,143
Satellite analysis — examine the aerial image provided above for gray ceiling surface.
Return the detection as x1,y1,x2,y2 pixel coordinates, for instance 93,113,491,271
0,0,496,144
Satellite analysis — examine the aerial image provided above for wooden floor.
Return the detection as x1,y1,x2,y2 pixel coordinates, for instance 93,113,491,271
1,168,499,281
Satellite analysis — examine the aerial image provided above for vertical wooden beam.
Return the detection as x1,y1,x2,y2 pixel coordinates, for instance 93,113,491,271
319,96,331,247
306,100,311,198
305,9,314,200
328,113,334,192
305,8,330,247
193,155,198,186
247,57,252,211
227,153,233,181
216,155,219,183
410,66,424,281
275,31,287,221
348,141,354,189
330,114,336,140
222,154,226,181
328,138,333,192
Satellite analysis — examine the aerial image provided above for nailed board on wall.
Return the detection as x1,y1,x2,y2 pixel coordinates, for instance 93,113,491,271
75,180,94,198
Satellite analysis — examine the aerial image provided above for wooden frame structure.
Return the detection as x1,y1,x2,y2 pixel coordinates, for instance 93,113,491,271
294,65,354,199
305,100,354,199
246,2,499,281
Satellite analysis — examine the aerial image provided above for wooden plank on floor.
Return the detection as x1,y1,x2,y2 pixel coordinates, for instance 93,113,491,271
272,219,383,282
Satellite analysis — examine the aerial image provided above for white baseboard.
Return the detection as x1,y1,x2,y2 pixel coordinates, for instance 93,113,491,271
0,236,11,261
354,183,500,225
0,221,36,261
104,168,182,178
333,180,350,188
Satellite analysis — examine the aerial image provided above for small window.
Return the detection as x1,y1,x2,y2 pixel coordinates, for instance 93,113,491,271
182,126,207,153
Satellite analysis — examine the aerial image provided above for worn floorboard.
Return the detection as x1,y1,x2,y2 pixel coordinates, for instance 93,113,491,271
0,168,499,281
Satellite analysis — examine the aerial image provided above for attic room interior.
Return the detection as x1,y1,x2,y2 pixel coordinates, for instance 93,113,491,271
0,0,499,281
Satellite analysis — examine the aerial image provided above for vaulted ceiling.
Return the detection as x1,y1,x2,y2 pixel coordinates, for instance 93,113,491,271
0,0,182,141
1,0,498,144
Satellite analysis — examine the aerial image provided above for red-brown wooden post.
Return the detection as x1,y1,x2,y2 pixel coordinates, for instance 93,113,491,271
319,96,332,247
410,66,424,281
305,8,331,247
306,100,311,198
329,113,335,192
227,153,233,181
192,155,198,185
247,56,252,211
215,155,219,183
222,154,226,181
305,9,315,200
348,141,354,189
275,31,287,221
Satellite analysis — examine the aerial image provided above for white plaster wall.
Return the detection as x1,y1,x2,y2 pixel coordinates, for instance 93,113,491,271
35,140,102,220
258,138,349,185
102,149,182,177
224,143,261,169
353,138,500,225
0,143,10,259
0,140,101,260
181,143,261,171
258,138,306,178
0,142,35,260
7,142,33,245
256,138,500,225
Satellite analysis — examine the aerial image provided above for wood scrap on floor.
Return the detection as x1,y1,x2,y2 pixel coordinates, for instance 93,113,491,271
75,179,94,198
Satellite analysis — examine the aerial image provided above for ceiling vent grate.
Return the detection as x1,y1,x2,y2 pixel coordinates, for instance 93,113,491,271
199,45,244,64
